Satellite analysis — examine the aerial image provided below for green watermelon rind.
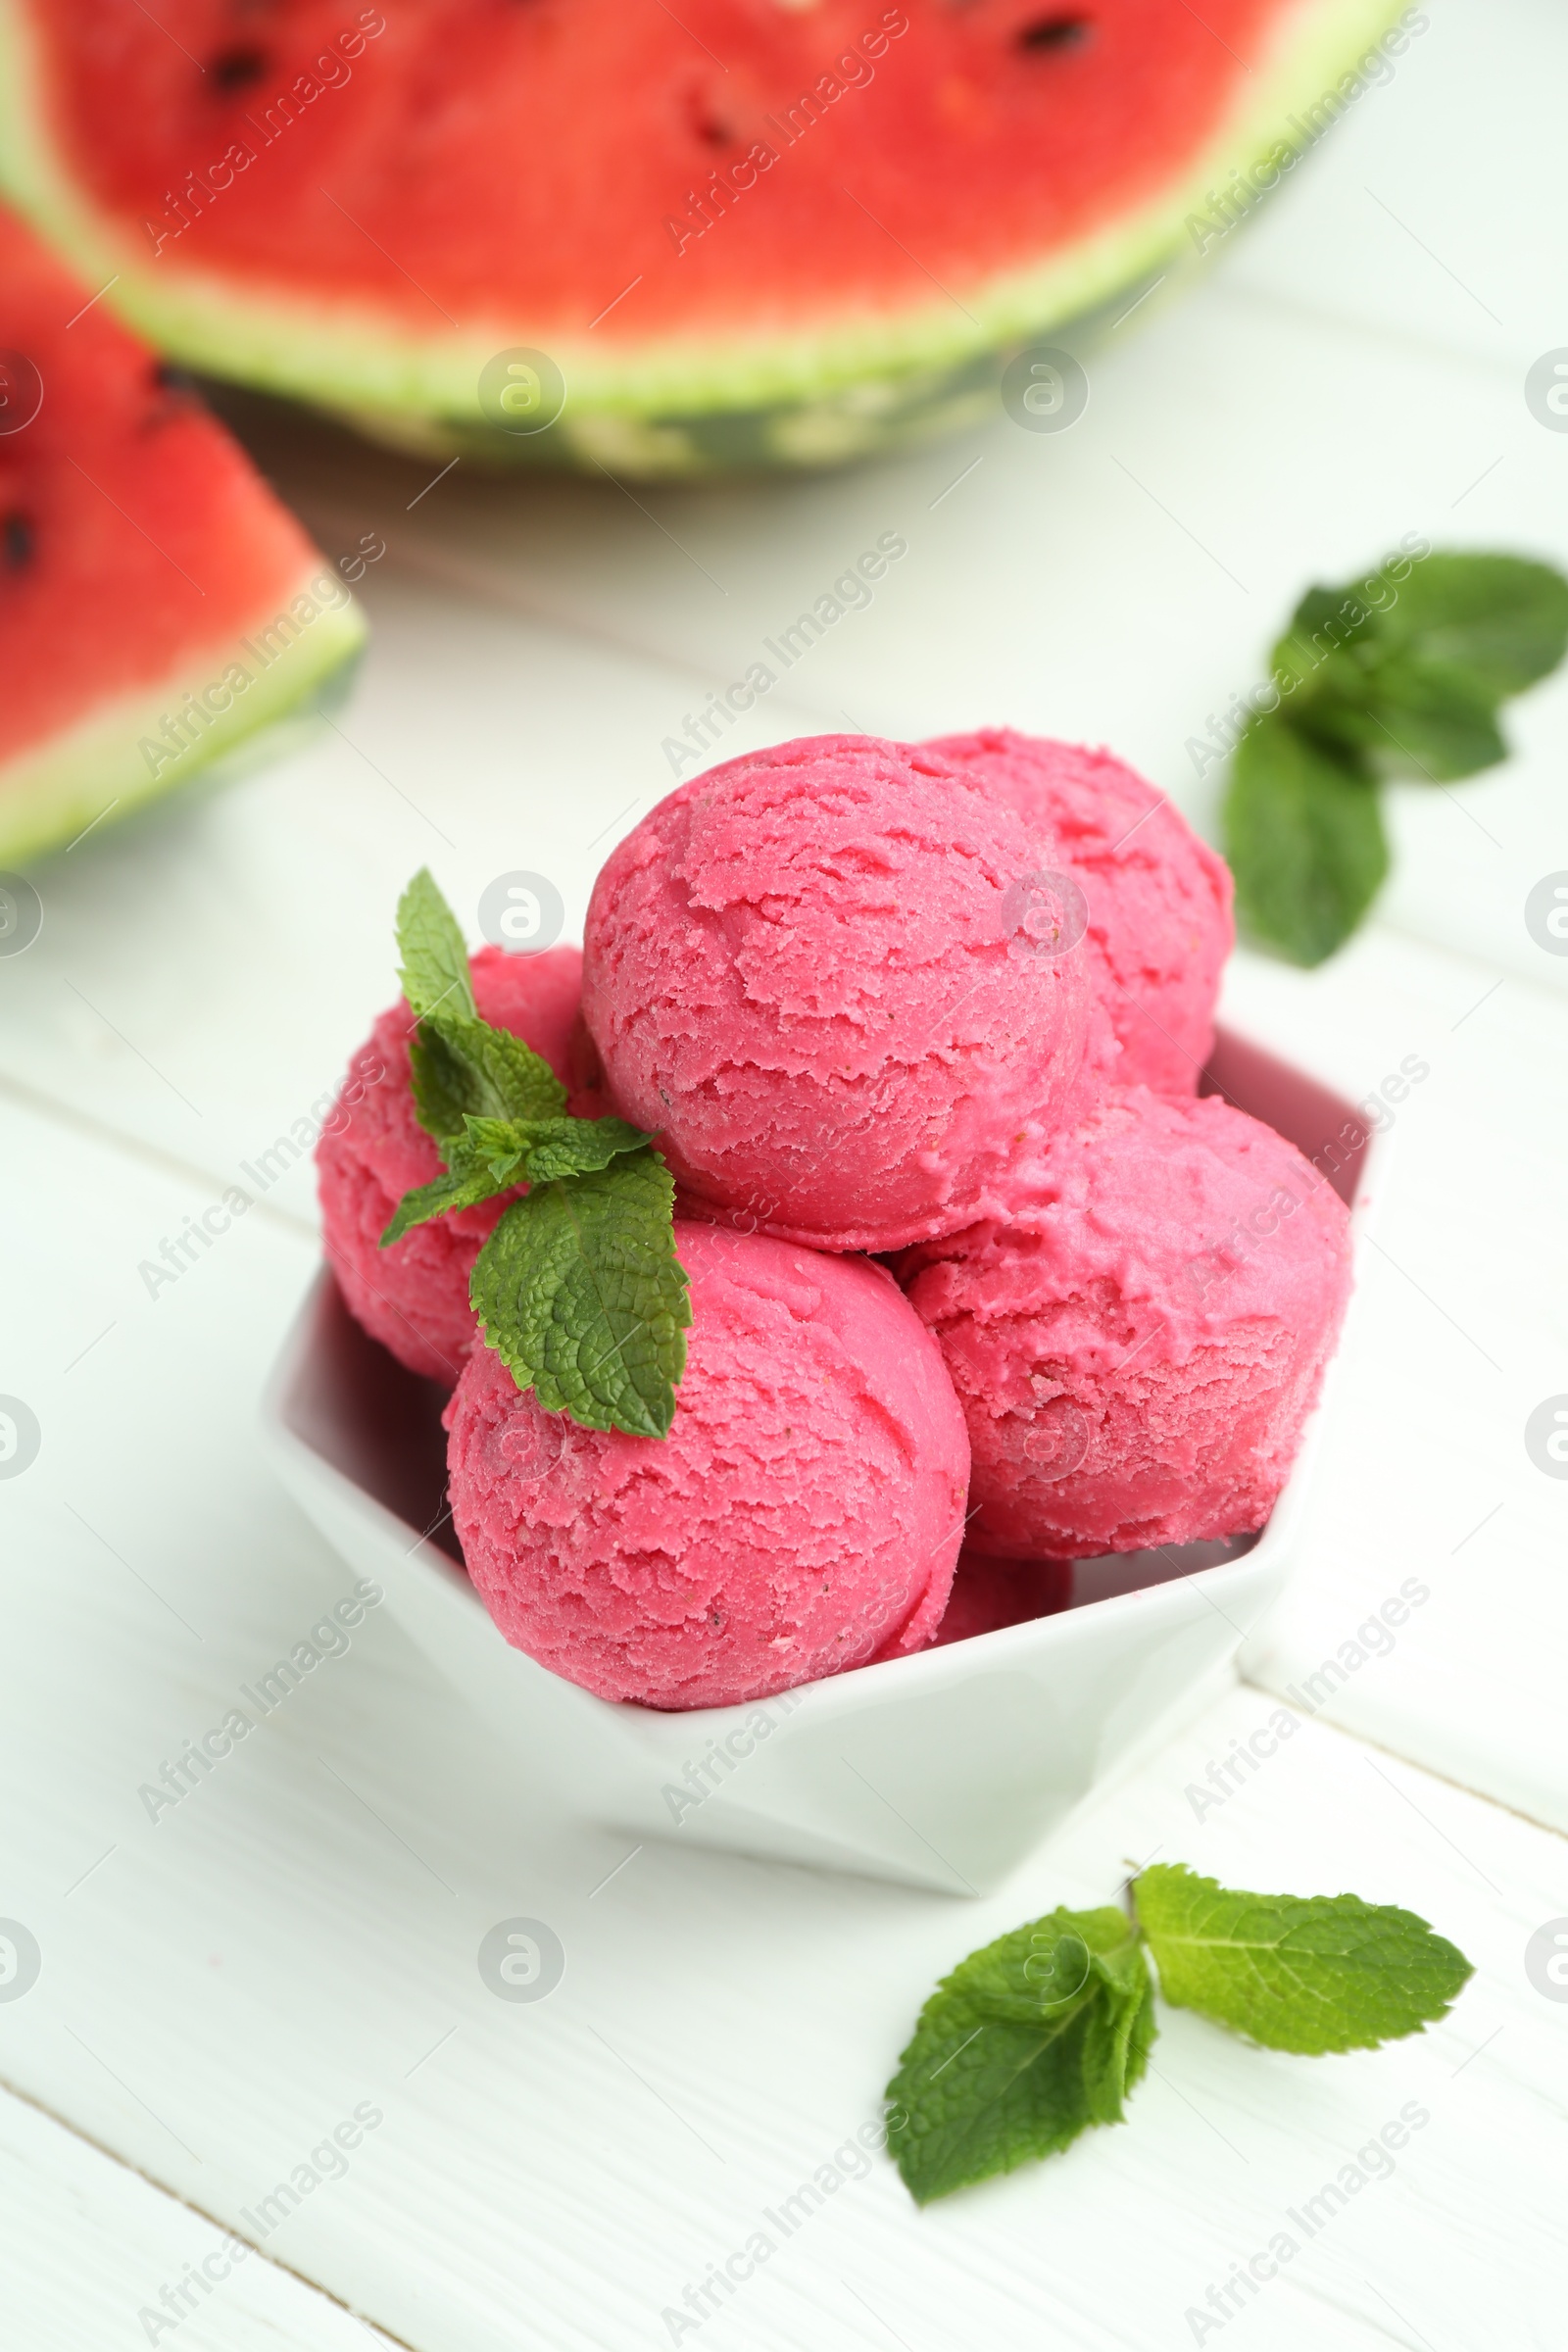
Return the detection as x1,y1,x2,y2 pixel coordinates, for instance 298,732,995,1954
0,571,367,867
0,0,1406,476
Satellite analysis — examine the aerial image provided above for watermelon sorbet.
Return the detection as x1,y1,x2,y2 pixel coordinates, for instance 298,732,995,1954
444,1224,970,1709
898,1087,1352,1560
582,734,1092,1253
317,945,584,1385
310,715,1360,1712
928,728,1234,1097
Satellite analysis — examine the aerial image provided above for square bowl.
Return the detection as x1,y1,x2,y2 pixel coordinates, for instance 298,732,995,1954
261,1027,1378,1895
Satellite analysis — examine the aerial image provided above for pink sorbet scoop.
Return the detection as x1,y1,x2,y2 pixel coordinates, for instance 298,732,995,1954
926,729,1234,1097
898,1087,1352,1559
317,944,584,1386
581,735,1092,1253
444,1222,971,1709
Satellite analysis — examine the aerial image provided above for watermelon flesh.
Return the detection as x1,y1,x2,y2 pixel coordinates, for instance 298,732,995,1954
0,0,1404,473
0,204,365,866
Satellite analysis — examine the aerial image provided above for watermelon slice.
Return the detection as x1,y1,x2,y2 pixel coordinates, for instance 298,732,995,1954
0,203,365,866
0,0,1404,476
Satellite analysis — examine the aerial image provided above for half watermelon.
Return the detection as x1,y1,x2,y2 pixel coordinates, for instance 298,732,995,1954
0,0,1406,476
0,203,365,867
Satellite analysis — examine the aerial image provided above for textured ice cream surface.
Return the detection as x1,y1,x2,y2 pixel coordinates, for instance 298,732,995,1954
582,734,1091,1253
444,1222,970,1710
899,1087,1352,1558
926,728,1233,1097
316,944,584,1385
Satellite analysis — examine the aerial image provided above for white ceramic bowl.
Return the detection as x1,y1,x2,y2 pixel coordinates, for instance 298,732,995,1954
261,1027,1378,1894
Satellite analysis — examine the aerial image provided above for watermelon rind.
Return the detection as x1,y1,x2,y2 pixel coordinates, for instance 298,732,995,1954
0,566,366,867
0,0,1405,476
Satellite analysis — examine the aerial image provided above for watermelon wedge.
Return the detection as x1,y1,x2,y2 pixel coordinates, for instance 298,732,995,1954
0,204,365,867
0,0,1405,476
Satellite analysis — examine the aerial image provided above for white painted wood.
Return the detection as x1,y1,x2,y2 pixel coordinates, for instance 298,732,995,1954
0,2083,396,2350
1222,932,1568,1832
1219,0,1568,373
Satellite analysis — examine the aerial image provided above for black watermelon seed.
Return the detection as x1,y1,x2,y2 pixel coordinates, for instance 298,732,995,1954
209,44,268,91
3,513,35,570
1016,15,1092,51
683,81,734,148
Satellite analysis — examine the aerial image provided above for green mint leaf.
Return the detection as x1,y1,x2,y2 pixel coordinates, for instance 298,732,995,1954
1270,584,1368,705
1086,1920,1158,2117
1121,1955,1158,2101
1230,549,1567,966
381,871,687,1438
1358,551,1568,701
1224,715,1389,967
1134,1864,1474,2055
409,1011,567,1145
1309,656,1508,782
1273,554,1568,714
379,1163,507,1247
448,1018,568,1124
884,1907,1152,2204
453,1117,529,1188
396,867,476,1025
469,1149,690,1438
462,1113,654,1187
393,869,567,1145
408,1020,479,1145
381,1116,651,1248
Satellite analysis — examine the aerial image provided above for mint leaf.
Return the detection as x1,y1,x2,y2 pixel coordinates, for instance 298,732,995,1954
383,1113,654,1244
1224,715,1389,966
463,1113,653,1187
1228,550,1568,966
380,868,688,1439
380,1163,511,1247
1134,1864,1473,2055
1274,555,1568,719
884,1907,1152,2204
1270,583,1367,705
411,1012,567,1143
393,870,566,1145
407,1021,477,1146
1359,551,1568,700
1318,656,1508,782
469,1148,691,1438
396,867,476,1025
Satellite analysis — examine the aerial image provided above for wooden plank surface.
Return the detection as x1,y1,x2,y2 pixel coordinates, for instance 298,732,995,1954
0,2083,397,2350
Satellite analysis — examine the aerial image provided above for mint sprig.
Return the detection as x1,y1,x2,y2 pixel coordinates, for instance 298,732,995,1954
381,1112,652,1246
379,869,691,1438
1223,550,1568,966
885,1864,1472,2204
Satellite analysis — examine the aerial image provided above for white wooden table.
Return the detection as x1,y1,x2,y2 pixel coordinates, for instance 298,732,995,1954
4,4,1567,2342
